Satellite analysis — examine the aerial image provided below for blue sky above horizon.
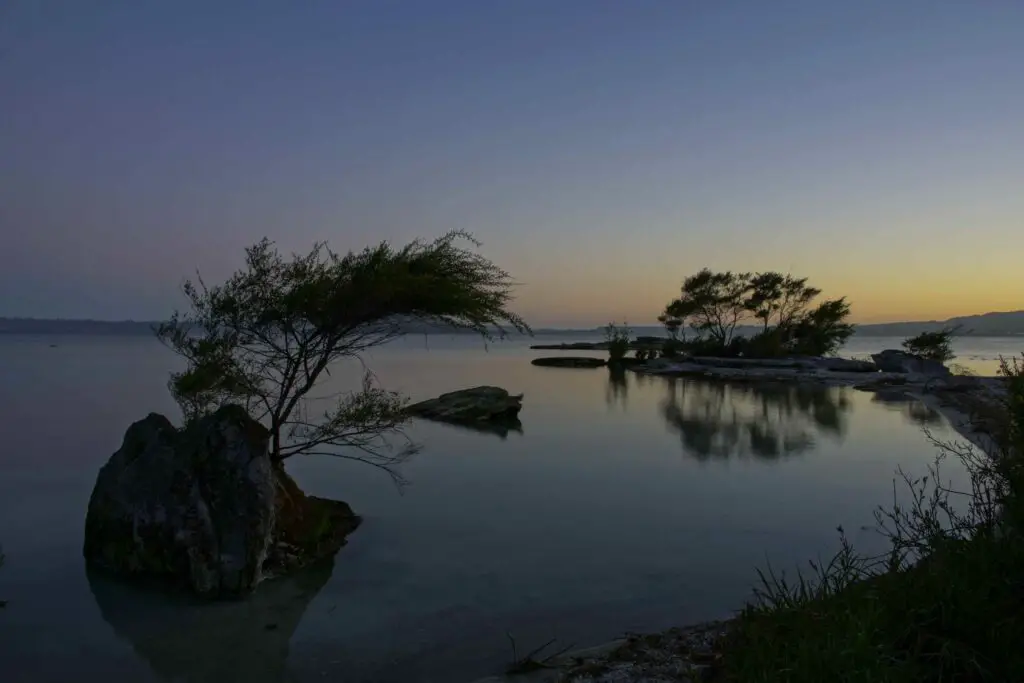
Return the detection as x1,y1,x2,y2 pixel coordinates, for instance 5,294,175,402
2,1,1022,326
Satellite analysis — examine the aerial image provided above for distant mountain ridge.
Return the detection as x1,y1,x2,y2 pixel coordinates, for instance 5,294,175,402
1,310,1022,337
852,310,1024,337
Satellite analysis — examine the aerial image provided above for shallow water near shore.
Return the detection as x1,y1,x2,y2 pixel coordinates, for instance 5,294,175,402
0,334,1017,682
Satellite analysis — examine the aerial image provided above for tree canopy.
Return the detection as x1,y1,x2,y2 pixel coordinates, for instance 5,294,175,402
156,231,529,477
661,269,853,357
902,326,960,363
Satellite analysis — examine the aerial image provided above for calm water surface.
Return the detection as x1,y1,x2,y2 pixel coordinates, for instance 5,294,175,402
0,334,1017,682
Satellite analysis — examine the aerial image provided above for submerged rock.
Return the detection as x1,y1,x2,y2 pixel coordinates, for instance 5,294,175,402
871,349,951,376
532,356,606,368
83,405,360,599
407,386,523,424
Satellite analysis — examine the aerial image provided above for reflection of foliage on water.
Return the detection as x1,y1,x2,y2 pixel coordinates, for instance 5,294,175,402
660,378,851,461
870,390,944,427
606,366,629,408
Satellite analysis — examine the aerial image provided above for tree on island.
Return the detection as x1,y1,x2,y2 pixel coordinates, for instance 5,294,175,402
660,269,854,357
156,231,529,481
603,322,632,361
901,326,960,363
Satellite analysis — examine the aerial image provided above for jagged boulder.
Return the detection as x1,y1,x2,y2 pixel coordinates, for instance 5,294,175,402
407,386,523,425
83,405,277,598
872,349,951,376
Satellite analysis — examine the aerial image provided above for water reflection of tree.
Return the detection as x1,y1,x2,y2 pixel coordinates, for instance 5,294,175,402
870,390,944,427
660,378,851,461
606,366,629,408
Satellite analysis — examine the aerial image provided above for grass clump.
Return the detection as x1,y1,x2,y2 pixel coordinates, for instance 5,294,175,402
715,354,1024,683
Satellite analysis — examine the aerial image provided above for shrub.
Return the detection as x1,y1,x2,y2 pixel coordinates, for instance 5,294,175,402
742,328,789,358
603,322,631,361
661,338,683,358
902,326,960,363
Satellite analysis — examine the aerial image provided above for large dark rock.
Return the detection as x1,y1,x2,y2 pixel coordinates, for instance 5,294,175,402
407,386,522,425
871,349,951,376
84,406,277,598
532,356,606,368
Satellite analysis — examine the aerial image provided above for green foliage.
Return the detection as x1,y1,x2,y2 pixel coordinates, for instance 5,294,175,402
741,327,789,359
716,356,1024,682
746,273,822,331
603,322,631,361
660,337,683,358
902,326,960,363
788,298,855,356
666,269,751,346
156,231,528,475
663,270,852,358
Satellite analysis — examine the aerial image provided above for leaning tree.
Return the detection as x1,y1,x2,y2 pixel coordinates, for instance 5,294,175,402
156,231,529,480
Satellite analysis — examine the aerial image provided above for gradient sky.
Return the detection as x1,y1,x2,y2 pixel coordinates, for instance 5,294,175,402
2,1,1022,326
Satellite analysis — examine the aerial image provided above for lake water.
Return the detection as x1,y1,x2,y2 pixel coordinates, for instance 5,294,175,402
0,334,1019,683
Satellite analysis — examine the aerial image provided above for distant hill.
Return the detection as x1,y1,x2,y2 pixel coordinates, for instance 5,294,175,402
2,310,1022,337
0,318,160,335
853,310,1024,337
0,317,596,337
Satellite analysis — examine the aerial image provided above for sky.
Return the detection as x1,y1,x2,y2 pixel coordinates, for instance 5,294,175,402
1,0,1022,327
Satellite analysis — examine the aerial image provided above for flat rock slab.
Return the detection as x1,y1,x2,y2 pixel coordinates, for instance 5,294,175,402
532,356,607,368
407,386,523,424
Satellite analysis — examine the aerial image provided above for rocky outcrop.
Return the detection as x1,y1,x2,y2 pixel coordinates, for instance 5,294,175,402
84,406,277,597
407,386,523,425
871,349,951,376
83,405,360,599
532,356,606,368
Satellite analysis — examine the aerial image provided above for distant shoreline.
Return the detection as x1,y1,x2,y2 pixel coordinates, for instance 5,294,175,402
1,314,1023,338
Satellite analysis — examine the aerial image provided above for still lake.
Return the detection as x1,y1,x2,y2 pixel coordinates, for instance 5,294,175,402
0,334,1018,682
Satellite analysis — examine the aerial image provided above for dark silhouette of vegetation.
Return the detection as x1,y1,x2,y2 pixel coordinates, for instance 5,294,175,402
156,231,528,478
603,322,631,361
660,377,850,461
657,312,684,341
665,269,752,346
902,325,961,363
715,354,1024,682
662,269,853,358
